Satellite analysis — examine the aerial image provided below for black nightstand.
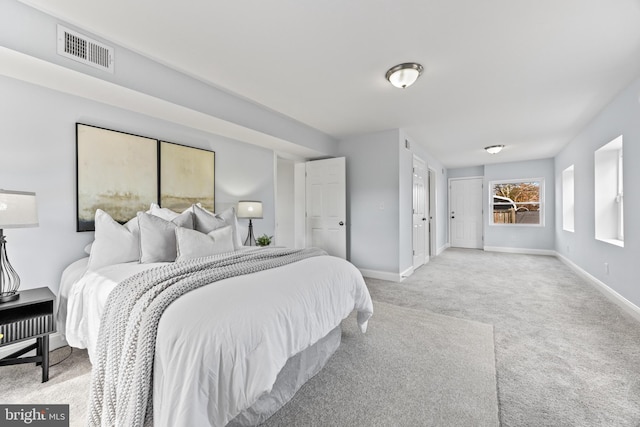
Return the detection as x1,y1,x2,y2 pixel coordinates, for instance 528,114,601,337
0,287,56,382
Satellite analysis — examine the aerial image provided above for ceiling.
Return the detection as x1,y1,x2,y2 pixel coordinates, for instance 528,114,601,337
18,0,640,168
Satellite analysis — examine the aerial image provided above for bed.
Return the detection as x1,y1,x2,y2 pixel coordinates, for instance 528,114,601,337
57,204,373,427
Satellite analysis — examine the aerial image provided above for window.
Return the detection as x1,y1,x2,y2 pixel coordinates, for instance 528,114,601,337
490,179,543,225
594,136,623,247
562,165,574,232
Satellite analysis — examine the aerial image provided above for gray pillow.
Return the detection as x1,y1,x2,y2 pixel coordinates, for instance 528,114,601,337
175,226,235,261
138,211,194,263
193,204,243,249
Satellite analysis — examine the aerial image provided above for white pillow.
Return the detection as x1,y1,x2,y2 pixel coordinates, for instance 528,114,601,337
193,205,243,249
175,226,235,261
88,209,140,270
148,203,181,221
138,211,194,263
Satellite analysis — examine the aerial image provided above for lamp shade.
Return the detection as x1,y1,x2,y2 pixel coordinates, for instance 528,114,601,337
237,201,263,219
385,63,424,89
485,145,505,154
0,190,38,228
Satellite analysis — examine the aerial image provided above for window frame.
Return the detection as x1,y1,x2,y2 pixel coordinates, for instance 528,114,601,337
617,148,623,241
489,178,545,227
562,165,575,232
594,135,623,247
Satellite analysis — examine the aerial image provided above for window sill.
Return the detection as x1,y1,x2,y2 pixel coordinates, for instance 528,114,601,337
596,238,624,248
489,223,544,227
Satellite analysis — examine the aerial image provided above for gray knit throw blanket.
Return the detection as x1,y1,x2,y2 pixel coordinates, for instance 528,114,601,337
87,247,326,427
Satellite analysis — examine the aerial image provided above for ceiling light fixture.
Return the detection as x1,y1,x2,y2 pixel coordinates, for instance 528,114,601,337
385,63,424,89
485,145,505,154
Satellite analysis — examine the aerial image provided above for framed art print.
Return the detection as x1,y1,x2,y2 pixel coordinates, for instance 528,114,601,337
76,124,158,231
159,141,215,212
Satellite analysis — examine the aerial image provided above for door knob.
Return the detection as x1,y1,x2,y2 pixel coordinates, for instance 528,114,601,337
339,221,344,226
422,218,427,221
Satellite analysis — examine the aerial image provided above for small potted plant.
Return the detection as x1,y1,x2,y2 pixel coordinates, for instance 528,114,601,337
256,234,273,247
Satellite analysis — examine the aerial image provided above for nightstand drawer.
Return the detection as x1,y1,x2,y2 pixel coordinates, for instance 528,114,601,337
0,313,54,346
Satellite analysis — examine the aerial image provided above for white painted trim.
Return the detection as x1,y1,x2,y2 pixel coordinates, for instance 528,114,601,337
555,253,640,323
483,246,556,256
359,268,409,283
400,266,414,281
437,243,449,256
0,332,68,359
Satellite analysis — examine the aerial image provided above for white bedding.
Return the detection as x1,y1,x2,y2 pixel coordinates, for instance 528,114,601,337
62,250,373,426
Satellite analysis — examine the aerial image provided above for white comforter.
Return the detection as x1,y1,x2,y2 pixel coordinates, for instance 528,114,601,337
63,251,373,426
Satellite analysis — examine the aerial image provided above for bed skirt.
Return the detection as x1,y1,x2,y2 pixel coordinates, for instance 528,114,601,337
228,324,342,426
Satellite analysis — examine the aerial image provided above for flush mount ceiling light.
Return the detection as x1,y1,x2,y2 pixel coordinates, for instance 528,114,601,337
485,145,505,154
385,63,424,89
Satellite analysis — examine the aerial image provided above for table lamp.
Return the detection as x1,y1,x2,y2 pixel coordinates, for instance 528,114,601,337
0,190,39,303
236,201,262,246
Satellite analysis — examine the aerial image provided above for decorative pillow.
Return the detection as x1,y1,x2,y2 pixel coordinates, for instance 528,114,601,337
138,211,194,263
148,203,181,221
175,226,235,261
193,204,243,249
216,206,243,249
88,209,140,270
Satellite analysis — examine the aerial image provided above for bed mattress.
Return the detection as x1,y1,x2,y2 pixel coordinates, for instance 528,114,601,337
59,250,372,426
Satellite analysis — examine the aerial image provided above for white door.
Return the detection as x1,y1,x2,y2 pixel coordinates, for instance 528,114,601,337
450,178,483,249
413,157,428,268
306,157,346,258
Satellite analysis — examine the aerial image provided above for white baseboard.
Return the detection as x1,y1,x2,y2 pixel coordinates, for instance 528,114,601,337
555,253,640,323
436,243,449,256
400,266,414,281
359,268,409,283
483,246,556,256
0,332,68,359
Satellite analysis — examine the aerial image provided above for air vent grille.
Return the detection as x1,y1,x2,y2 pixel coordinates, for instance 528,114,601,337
57,25,114,73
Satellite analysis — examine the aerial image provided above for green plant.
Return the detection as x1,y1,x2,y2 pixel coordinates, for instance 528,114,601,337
256,234,273,247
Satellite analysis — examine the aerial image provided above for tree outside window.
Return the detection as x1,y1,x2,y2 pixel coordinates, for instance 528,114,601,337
490,180,543,225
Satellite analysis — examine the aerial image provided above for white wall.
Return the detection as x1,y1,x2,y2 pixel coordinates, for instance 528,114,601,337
0,76,276,295
0,1,338,158
555,75,640,307
275,157,295,247
338,130,401,274
484,158,556,251
338,129,449,279
447,159,556,252
449,166,484,179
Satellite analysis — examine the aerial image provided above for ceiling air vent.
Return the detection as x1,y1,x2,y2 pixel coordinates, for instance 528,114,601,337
57,25,114,73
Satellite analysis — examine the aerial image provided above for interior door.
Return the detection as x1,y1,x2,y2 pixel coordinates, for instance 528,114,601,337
413,157,428,268
306,157,346,259
450,177,483,249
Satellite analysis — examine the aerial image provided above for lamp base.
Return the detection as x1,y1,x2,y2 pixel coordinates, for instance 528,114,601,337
0,292,19,303
244,219,257,246
0,229,21,303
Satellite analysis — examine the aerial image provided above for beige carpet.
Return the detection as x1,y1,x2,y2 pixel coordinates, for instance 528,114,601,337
0,301,498,427
0,346,91,427
367,248,640,426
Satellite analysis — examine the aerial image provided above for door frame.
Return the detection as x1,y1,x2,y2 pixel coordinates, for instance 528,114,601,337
412,155,428,269
428,167,437,257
